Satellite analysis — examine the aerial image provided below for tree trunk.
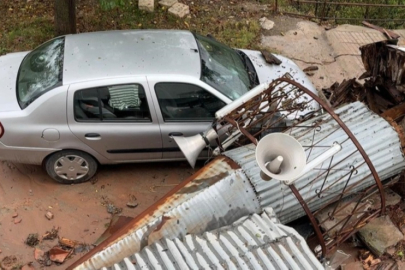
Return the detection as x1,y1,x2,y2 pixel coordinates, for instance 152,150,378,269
54,0,76,36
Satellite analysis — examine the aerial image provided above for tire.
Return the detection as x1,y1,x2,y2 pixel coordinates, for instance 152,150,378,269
45,150,98,184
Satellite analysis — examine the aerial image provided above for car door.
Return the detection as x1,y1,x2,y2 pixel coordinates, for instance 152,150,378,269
149,80,229,160
67,78,163,162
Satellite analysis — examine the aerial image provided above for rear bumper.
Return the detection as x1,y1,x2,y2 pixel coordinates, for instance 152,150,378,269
0,141,59,165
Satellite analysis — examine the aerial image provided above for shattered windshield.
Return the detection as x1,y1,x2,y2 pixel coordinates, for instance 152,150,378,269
195,34,250,100
17,37,65,109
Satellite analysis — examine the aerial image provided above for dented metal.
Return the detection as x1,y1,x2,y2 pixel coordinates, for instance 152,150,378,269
70,77,404,269
100,207,324,270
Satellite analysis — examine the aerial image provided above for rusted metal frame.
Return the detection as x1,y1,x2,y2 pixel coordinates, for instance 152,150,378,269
310,162,368,212
278,78,385,215
299,141,355,196
223,116,258,146
318,198,371,237
67,156,241,270
325,210,380,253
290,0,405,7
290,184,327,257
315,156,335,198
333,189,370,239
312,157,362,198
328,167,356,217
320,0,328,21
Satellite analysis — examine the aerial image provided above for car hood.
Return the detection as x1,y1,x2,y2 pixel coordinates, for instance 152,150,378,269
0,51,29,112
239,49,317,94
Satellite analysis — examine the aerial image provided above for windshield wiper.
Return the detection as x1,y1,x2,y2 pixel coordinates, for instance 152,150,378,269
236,50,259,88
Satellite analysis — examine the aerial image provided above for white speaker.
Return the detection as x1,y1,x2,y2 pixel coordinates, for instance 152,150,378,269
256,133,342,184
172,128,218,168
256,133,307,181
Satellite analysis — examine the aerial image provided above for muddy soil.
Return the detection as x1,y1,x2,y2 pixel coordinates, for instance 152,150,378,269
0,160,202,269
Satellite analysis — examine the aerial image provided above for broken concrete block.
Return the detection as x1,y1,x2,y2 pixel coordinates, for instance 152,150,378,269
139,0,154,12
358,215,403,257
168,3,189,18
259,17,274,30
45,211,54,220
158,0,177,8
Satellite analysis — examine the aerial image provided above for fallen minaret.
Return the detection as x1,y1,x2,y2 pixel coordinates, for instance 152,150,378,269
69,78,405,269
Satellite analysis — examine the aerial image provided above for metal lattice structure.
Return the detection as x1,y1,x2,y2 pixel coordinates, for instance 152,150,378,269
212,76,396,256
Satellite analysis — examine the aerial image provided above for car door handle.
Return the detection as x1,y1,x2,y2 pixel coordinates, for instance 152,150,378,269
85,133,101,140
169,132,183,137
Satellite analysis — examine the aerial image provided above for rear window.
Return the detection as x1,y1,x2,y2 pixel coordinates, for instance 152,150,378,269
17,37,65,109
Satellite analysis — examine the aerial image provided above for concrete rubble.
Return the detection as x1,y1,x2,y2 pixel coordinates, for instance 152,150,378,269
168,2,190,18
138,0,154,12
158,0,177,8
259,17,275,30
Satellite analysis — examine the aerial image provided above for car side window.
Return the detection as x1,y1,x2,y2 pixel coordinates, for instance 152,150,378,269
155,83,226,122
74,84,151,121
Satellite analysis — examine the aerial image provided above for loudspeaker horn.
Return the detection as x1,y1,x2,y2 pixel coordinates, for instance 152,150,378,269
172,128,218,168
256,133,307,181
256,133,342,184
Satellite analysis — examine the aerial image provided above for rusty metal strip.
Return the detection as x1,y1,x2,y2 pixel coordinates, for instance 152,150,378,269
290,184,327,257
67,156,241,270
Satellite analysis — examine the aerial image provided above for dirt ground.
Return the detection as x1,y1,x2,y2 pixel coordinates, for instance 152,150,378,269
0,160,202,269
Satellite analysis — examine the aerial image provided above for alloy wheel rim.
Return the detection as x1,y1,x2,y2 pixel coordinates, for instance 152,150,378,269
54,155,89,180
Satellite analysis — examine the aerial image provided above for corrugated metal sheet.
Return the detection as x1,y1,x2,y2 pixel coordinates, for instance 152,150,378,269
225,102,405,224
101,207,324,270
73,158,261,270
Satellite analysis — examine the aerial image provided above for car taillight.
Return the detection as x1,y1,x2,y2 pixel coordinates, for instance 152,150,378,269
0,122,4,138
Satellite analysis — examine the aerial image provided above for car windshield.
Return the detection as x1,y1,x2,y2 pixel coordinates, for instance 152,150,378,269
195,34,250,100
17,37,65,109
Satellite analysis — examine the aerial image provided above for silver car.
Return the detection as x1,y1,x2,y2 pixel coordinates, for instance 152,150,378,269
0,29,316,184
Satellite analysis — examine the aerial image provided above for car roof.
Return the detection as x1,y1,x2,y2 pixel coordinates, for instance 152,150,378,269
63,29,201,85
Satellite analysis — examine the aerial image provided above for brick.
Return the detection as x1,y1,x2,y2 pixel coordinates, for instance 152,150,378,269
158,0,177,8
168,3,189,18
139,0,154,12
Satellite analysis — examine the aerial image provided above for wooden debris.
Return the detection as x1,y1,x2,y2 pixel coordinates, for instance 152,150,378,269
303,66,318,72
42,227,59,240
362,21,400,40
260,50,282,65
59,237,80,248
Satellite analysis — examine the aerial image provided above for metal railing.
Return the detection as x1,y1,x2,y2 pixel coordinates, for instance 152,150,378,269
274,0,405,27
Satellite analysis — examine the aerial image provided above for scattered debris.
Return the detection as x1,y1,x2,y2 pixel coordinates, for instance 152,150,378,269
126,195,138,208
362,21,400,40
303,66,319,72
45,211,54,220
358,215,403,257
359,250,382,269
138,0,154,12
12,213,18,218
101,196,123,215
25,234,39,247
48,246,72,263
259,17,274,30
168,2,190,18
322,41,405,115
261,50,282,65
13,217,22,224
42,227,59,240
59,237,80,248
106,203,122,215
34,247,45,261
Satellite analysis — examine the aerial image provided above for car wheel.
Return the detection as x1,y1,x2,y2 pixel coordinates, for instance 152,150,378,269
45,150,98,184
